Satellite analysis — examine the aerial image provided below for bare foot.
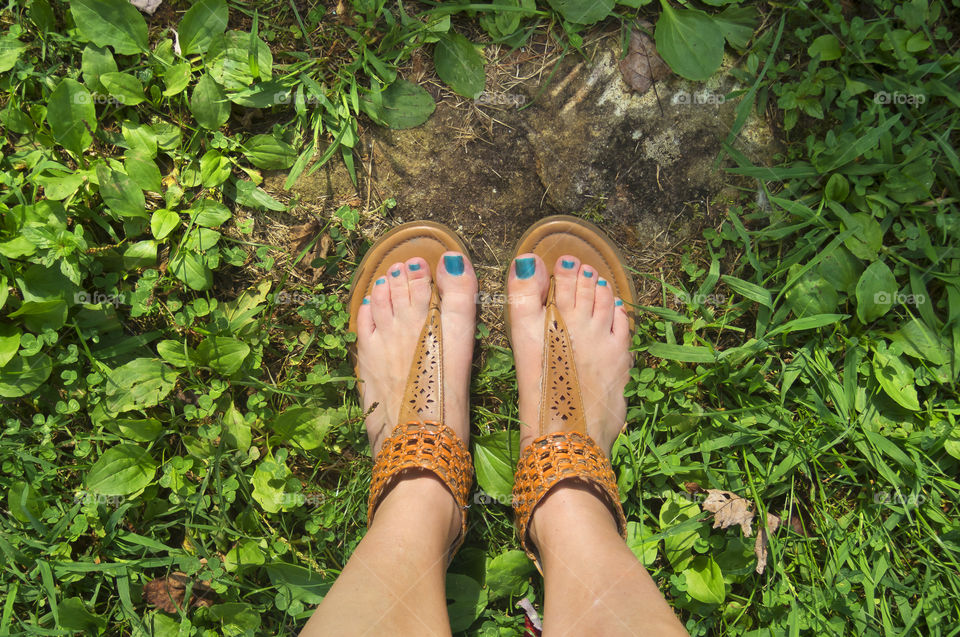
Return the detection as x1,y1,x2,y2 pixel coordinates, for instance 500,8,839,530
354,252,478,456
507,253,632,455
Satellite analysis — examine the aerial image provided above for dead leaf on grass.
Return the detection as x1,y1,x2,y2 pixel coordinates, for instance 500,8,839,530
702,489,756,536
143,572,214,613
754,513,782,575
618,26,672,95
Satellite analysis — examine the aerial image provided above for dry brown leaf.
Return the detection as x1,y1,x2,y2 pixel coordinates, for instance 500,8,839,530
702,489,756,536
618,27,672,95
288,220,322,253
143,572,214,613
754,513,781,575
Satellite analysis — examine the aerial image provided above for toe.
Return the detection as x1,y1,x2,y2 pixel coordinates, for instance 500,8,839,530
575,263,598,318
553,255,580,313
436,252,479,311
593,276,615,330
612,298,631,345
357,295,375,336
508,253,549,318
406,257,432,309
370,275,392,325
387,261,410,311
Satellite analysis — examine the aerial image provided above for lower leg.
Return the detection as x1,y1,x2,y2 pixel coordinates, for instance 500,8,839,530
300,474,459,636
530,483,688,637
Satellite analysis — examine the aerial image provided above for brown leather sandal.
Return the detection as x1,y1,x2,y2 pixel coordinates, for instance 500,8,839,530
507,216,636,572
348,221,474,558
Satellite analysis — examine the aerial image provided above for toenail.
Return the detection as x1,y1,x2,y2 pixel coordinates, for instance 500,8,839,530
515,257,536,279
444,254,464,276
375,277,386,285
583,270,594,278
561,259,575,269
391,269,401,277
598,279,607,286
615,299,623,307
362,297,370,305
408,263,421,271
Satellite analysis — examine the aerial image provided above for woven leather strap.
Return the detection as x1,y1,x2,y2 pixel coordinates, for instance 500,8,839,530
368,421,473,555
512,431,627,569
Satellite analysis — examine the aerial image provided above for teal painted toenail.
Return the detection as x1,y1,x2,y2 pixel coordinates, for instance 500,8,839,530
375,277,386,285
615,299,623,306
444,255,464,276
362,297,370,305
584,270,593,278
515,257,535,279
561,259,575,269
408,263,421,271
391,269,401,277
598,279,607,286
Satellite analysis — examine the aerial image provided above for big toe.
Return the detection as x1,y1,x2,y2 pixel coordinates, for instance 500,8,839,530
507,254,549,321
436,252,478,316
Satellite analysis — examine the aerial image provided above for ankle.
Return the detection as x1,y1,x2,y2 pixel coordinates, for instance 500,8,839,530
372,471,462,547
528,481,621,552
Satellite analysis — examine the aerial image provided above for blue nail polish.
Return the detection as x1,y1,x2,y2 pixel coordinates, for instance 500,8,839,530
408,263,421,271
584,270,594,278
598,279,607,286
515,257,536,280
561,259,575,269
375,277,386,285
362,297,370,305
391,269,401,278
444,254,464,276
615,299,623,307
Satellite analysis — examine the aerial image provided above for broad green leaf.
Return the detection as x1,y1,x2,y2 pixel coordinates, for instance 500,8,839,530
784,268,839,317
223,540,265,572
156,339,196,367
684,555,725,604
162,62,192,97
545,0,613,24
659,496,701,571
58,598,107,633
627,520,660,566
379,79,435,129
473,430,520,502
271,406,343,451
80,45,117,93
434,33,485,99
243,135,297,170
891,318,949,365
226,178,286,211
71,0,148,55
47,79,97,156
648,343,715,363
265,562,331,604
205,31,273,91
122,120,158,157
86,443,157,495
200,149,232,187
655,1,724,81
30,0,56,32
824,173,850,202
222,400,252,450
113,418,163,442
816,246,862,296
251,454,297,513
0,324,20,367
209,602,261,631
197,336,249,375
842,212,883,260
169,250,213,290
150,208,180,240
0,33,27,73
713,5,756,49
873,346,921,411
99,71,145,105
104,358,178,413
8,300,68,332
485,550,534,601
124,151,162,193
808,34,841,61
446,574,487,633
8,481,42,523
190,73,230,130
0,353,53,398
96,164,147,219
179,0,228,56
855,261,897,323
189,199,232,227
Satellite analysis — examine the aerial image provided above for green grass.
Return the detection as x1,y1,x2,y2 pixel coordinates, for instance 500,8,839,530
1,0,959,634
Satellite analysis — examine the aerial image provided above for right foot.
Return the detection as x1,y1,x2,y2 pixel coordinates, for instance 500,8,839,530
506,253,633,454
